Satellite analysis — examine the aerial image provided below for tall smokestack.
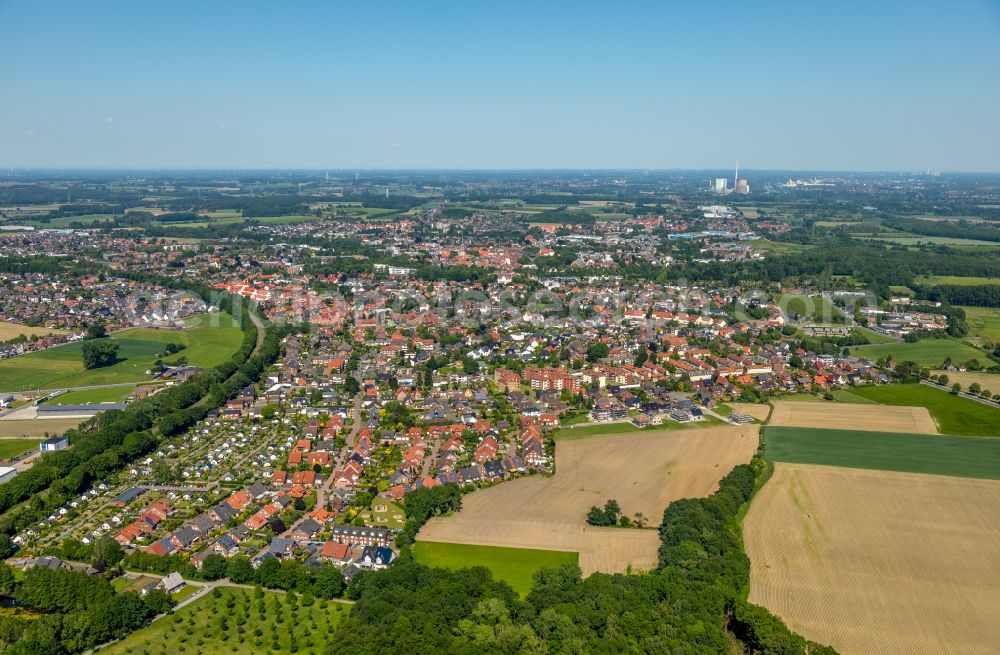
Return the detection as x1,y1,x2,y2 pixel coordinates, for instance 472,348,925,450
734,160,739,189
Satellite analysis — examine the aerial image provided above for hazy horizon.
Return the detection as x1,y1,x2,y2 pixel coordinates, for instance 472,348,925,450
2,0,999,171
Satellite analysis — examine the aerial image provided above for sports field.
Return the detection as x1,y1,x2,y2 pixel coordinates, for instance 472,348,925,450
849,383,1000,436
100,586,345,655
763,426,1000,479
745,463,1000,655
412,542,578,596
768,399,936,433
420,425,758,575
849,337,987,368
0,312,242,391
774,293,842,321
554,416,722,440
52,386,136,404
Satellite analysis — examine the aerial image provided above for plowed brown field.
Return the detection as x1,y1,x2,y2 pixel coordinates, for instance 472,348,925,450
744,463,1000,655
419,425,759,575
769,400,937,433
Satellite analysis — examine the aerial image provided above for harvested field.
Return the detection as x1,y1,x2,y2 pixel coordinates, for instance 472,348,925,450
745,463,1000,655
420,425,758,575
0,321,69,340
931,370,1000,394
769,399,936,434
0,418,83,438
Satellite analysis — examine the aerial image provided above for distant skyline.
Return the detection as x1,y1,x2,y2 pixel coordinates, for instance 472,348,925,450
2,0,999,171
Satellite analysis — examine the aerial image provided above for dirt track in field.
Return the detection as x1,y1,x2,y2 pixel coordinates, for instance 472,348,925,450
769,400,937,433
744,463,1000,655
419,425,759,575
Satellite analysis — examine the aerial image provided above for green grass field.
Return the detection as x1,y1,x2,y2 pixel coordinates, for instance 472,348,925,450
99,587,345,655
828,389,876,404
412,541,578,596
0,312,243,391
961,306,1000,344
849,337,987,368
849,383,1000,436
553,417,723,440
774,293,843,321
53,386,136,404
915,275,1000,286
763,426,1000,479
0,439,40,460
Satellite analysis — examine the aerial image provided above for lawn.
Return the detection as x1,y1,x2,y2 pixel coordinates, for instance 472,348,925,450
849,383,1000,436
412,541,579,596
0,312,243,391
0,438,40,460
849,337,987,368
359,499,406,529
763,426,1000,479
53,386,136,404
98,587,345,655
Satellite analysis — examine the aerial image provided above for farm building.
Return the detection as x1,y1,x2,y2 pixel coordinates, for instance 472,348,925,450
40,436,69,452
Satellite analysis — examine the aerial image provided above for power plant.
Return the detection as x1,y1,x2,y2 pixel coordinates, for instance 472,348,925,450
710,161,750,194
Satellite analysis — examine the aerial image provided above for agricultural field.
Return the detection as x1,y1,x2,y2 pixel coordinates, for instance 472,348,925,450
763,426,1000,479
914,275,1000,286
0,312,243,391
930,370,1000,394
827,389,876,404
960,305,1000,344
0,439,40,460
849,337,987,368
768,399,937,434
849,383,1000,436
744,463,1000,655
0,321,69,341
419,425,758,575
412,542,578,596
98,586,345,655
0,418,83,439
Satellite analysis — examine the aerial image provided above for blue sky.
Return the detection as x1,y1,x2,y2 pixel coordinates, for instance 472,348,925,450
2,0,999,170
